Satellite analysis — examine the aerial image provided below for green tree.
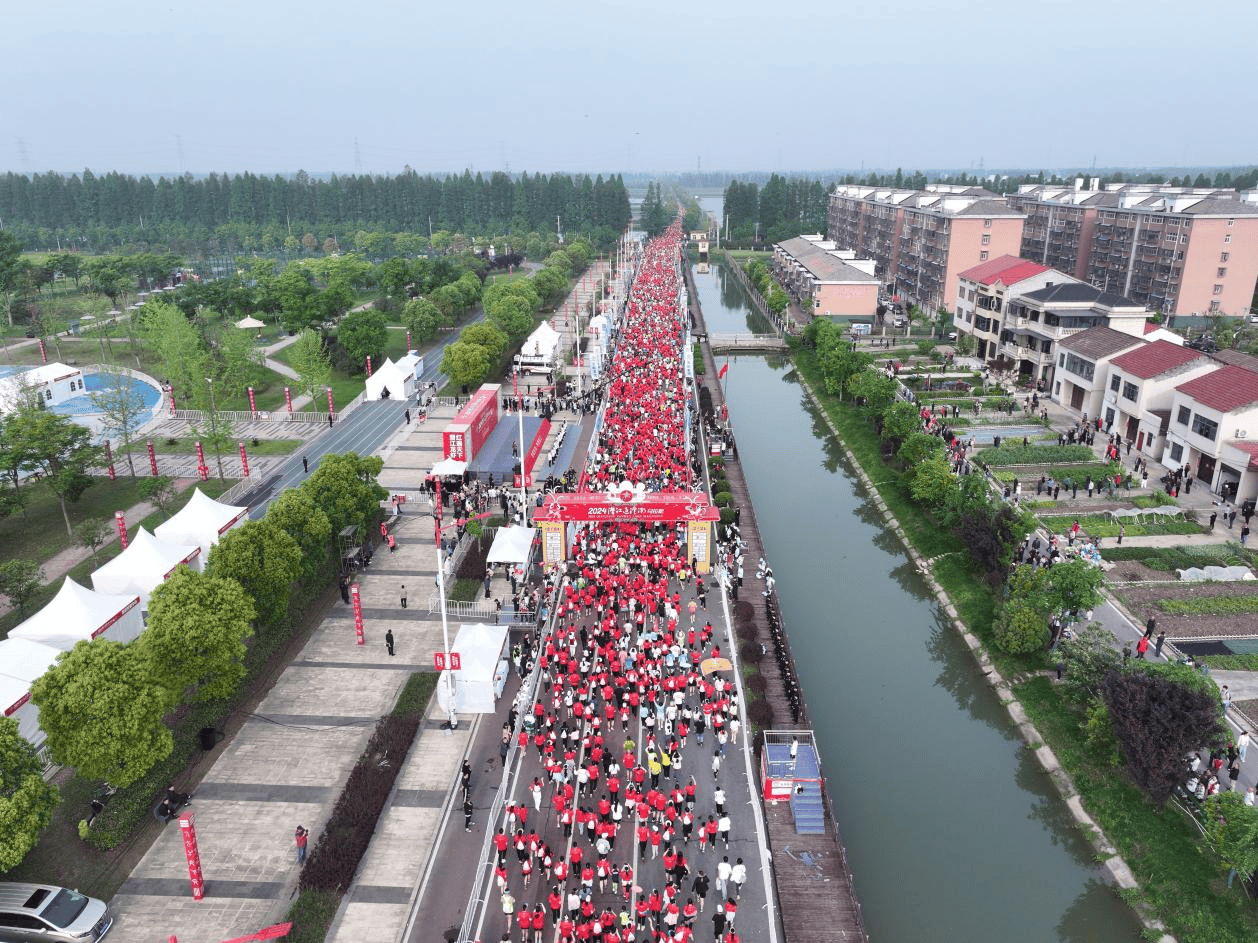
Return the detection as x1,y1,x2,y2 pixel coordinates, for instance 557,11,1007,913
265,489,332,582
0,231,24,327
190,379,234,481
898,432,945,470
301,452,386,535
140,301,207,406
73,518,113,566
143,566,256,701
0,559,44,615
485,293,536,339
531,266,568,307
908,456,956,509
402,297,442,346
276,265,321,333
89,369,147,477
214,325,264,399
1056,621,1123,706
288,329,334,409
1041,559,1106,621
1202,792,1258,887
953,333,976,356
441,340,491,390
31,639,174,788
846,369,896,415
4,410,104,536
337,308,388,372
207,520,301,629
138,474,178,519
82,256,132,312
880,401,921,446
0,716,60,871
766,287,789,315
993,600,1049,654
459,322,508,362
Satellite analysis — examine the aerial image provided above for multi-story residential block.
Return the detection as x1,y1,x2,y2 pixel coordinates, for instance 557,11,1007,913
770,235,879,328
954,255,1150,388
826,185,1024,313
1008,182,1258,316
1052,327,1147,418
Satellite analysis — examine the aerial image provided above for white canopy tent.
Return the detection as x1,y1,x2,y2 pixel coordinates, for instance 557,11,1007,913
435,623,510,714
365,351,423,402
235,316,267,329
91,527,202,609
430,458,468,477
155,488,249,561
10,577,143,649
515,321,561,371
0,638,63,748
486,526,537,565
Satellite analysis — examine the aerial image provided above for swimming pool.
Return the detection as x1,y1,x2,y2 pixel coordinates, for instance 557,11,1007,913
49,369,164,440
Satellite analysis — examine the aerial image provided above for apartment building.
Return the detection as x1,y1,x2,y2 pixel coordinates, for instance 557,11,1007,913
770,235,879,327
1008,182,1258,316
1165,365,1258,502
954,255,1150,387
1052,327,1147,419
1102,341,1214,454
827,185,1025,313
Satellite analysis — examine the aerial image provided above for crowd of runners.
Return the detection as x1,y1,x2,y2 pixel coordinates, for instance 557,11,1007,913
482,224,750,943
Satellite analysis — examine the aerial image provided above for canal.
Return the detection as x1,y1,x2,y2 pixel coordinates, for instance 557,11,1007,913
694,261,1145,942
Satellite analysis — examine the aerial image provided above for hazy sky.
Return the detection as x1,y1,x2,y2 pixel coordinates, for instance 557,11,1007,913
3,0,1254,178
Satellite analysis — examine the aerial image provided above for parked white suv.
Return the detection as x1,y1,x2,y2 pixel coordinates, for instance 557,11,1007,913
0,883,113,943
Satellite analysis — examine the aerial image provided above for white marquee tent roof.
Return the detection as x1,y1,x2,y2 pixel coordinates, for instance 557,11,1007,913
365,352,422,401
0,638,64,684
486,526,537,565
431,458,468,477
91,527,201,602
155,488,248,559
522,321,560,358
10,577,143,650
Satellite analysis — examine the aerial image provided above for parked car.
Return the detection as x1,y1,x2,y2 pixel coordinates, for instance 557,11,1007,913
0,883,113,943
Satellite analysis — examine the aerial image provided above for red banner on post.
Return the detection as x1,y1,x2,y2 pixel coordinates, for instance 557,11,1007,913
285,387,293,414
115,511,128,549
366,356,372,377
434,652,446,671
532,490,720,523
406,330,412,350
178,811,205,901
147,441,159,477
326,387,335,415
450,652,461,671
351,583,364,645
38,339,47,363
169,389,178,415
248,387,257,417
195,441,209,482
238,442,249,478
104,440,116,480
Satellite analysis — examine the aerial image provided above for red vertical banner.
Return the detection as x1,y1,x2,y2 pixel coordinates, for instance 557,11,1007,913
115,511,128,549
238,443,250,478
326,387,335,415
450,652,461,671
104,439,116,480
178,811,205,901
366,356,373,377
195,441,209,482
351,584,364,645
169,389,178,415
247,386,257,417
147,441,159,476
406,330,412,350
285,387,293,414
434,652,446,671
37,339,47,363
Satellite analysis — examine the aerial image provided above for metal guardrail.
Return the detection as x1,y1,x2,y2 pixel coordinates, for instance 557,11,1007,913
423,596,537,624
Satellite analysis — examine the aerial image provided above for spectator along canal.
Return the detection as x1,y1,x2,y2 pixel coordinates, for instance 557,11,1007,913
692,260,1146,942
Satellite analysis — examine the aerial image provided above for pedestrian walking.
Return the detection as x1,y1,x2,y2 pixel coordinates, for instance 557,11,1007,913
294,825,308,865
730,858,746,898
400,584,407,608
385,629,395,656
1210,511,1217,530
302,455,308,473
1135,635,1149,659
405,408,411,424
1154,632,1166,658
1243,523,1251,546
1117,524,1125,545
1239,730,1250,763
464,795,474,831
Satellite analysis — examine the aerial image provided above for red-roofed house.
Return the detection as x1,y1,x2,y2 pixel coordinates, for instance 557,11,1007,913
1163,364,1258,502
1103,341,1214,454
955,256,1151,389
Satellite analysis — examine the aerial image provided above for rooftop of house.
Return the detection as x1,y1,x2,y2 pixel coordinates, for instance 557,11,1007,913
1111,340,1205,379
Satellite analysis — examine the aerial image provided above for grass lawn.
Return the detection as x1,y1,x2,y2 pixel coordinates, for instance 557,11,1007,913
269,345,365,411
0,478,234,639
1016,676,1258,943
1039,514,1204,538
120,437,302,458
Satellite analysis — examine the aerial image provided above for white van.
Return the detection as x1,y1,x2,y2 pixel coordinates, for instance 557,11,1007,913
0,883,113,943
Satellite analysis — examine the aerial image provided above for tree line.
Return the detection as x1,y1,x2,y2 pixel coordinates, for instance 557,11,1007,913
0,168,632,255
721,174,831,244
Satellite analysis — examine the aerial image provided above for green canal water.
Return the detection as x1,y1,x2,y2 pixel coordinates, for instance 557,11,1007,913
692,262,1145,942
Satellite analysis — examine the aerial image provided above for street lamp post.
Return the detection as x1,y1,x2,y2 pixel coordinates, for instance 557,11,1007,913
204,377,226,480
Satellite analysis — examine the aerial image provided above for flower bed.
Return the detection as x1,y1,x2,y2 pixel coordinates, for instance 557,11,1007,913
1039,513,1202,538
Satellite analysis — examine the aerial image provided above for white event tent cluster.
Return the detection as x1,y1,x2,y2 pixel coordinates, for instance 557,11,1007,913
0,489,248,763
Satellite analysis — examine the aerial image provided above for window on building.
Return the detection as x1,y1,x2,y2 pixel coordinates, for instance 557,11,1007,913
1191,414,1218,441
1122,381,1138,401
1225,234,1232,243
1062,353,1095,380
1213,284,1224,295
1110,374,1121,392
1055,381,1061,396
1221,251,1230,263
1210,301,1221,312
981,234,991,245
984,218,992,228
1177,405,1190,425
1228,218,1235,226
979,251,988,261
1218,267,1227,278
1169,443,1183,462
